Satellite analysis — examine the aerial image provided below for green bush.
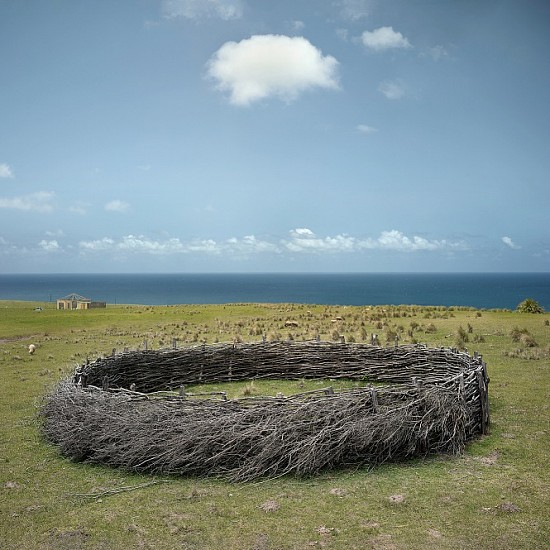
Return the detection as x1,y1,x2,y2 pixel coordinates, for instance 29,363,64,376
516,299,544,314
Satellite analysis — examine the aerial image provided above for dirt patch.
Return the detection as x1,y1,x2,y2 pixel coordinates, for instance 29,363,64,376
4,481,21,489
259,499,280,513
499,502,521,513
252,533,270,550
481,502,522,514
480,451,499,466
46,528,90,550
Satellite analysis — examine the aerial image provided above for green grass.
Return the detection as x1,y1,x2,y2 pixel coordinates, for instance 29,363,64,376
1,301,549,549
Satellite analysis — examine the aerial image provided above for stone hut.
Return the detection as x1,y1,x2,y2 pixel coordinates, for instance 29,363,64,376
56,293,106,310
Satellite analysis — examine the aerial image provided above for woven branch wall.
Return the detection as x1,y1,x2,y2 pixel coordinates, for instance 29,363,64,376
40,342,490,481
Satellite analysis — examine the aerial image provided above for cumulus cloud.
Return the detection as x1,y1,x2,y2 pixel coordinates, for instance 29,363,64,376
284,229,356,253
358,230,462,251
378,80,405,100
38,239,60,251
227,235,280,254
79,237,116,251
502,236,521,249
162,0,243,20
361,26,411,51
0,163,14,179
79,234,279,256
206,34,340,106
338,0,371,20
356,124,378,134
105,200,130,212
0,191,54,212
78,229,465,258
283,228,465,254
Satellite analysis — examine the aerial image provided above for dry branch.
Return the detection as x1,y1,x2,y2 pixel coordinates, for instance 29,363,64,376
40,342,488,481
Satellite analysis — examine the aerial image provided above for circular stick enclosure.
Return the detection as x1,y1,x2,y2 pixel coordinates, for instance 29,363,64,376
41,342,489,481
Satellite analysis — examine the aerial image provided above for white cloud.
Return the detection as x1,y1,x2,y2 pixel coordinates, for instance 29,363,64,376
284,228,465,254
378,80,405,100
77,229,466,258
105,200,130,212
118,235,182,252
502,236,521,249
358,230,461,251
79,237,116,251
206,34,340,106
291,228,315,237
289,20,305,32
79,234,279,256
284,228,356,253
426,45,449,61
162,0,243,20
0,191,54,212
361,26,411,51
0,163,14,179
69,202,89,215
356,124,378,134
338,0,371,21
227,235,280,254
38,239,60,251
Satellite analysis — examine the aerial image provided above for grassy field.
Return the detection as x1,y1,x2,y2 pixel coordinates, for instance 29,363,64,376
1,300,549,549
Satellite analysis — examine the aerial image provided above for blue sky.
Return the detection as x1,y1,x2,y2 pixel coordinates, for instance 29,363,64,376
1,0,549,273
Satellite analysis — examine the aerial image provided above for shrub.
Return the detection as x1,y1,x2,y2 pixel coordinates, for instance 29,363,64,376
516,299,544,314
510,326,529,343
455,326,469,350
520,333,538,348
385,328,398,345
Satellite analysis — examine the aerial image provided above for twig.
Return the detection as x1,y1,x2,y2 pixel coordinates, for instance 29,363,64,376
41,342,488,482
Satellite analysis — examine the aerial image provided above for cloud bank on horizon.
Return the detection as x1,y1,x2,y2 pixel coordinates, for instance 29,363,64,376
0,0,549,273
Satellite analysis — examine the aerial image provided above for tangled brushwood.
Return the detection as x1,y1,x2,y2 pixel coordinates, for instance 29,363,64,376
40,342,490,481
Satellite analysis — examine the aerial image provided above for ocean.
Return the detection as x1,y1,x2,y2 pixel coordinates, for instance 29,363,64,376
0,273,549,310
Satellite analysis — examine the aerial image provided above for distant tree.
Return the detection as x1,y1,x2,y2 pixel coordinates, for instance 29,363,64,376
516,299,544,314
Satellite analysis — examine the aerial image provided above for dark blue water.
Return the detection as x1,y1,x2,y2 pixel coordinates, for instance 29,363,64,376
0,273,548,309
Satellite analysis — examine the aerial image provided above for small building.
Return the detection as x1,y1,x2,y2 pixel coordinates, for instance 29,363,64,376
56,293,106,310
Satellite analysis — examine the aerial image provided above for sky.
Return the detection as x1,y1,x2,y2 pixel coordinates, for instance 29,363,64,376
1,0,549,273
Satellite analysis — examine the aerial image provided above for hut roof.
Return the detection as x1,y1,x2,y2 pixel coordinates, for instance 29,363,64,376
59,293,91,302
